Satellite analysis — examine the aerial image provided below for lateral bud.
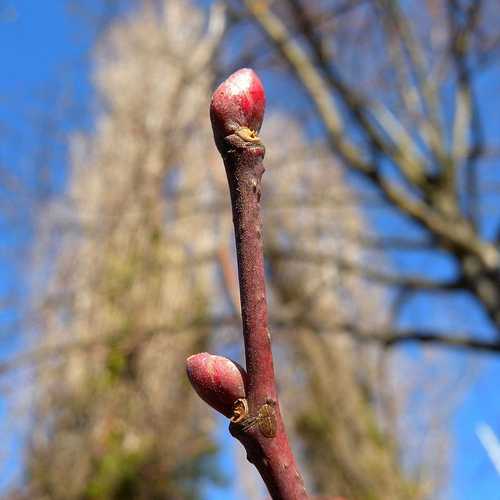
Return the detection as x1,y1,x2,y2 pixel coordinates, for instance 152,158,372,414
186,352,248,418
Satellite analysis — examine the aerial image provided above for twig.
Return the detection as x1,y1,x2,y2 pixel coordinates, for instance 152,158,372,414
187,68,309,499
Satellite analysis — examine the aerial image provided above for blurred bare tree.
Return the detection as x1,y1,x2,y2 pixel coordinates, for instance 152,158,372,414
230,0,500,353
0,1,466,499
10,2,226,498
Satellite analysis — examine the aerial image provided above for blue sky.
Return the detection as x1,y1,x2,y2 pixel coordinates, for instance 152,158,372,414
0,0,95,491
1,2,500,499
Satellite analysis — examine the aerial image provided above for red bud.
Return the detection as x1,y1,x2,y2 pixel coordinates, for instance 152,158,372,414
186,352,248,418
210,68,266,142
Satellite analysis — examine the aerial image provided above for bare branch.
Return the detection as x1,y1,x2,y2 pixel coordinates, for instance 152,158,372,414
269,248,463,291
339,322,500,354
242,0,372,175
285,0,431,189
242,0,500,273
0,315,241,378
447,0,484,225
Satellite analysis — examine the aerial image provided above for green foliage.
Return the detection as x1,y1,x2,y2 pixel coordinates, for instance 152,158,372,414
86,445,146,499
105,348,128,381
83,439,223,500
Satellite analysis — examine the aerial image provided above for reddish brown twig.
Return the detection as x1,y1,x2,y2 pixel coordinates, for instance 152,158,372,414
187,68,308,499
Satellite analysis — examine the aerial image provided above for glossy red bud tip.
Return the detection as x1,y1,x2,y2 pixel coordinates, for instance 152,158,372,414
186,352,248,418
210,68,266,142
